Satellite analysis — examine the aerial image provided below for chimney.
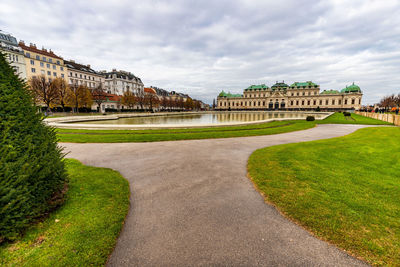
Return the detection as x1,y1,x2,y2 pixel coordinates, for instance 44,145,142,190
70,60,75,63
19,40,25,45
112,68,116,72
87,64,90,68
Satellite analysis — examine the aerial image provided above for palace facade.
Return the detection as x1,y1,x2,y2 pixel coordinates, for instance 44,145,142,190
217,81,362,111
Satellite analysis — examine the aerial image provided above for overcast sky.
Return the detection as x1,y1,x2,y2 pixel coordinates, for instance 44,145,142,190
1,0,399,104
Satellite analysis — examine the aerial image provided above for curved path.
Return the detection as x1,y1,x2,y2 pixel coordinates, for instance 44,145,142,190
63,124,371,266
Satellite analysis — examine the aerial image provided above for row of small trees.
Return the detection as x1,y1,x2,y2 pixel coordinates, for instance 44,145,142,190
121,91,202,111
29,75,99,112
379,94,400,110
29,75,203,113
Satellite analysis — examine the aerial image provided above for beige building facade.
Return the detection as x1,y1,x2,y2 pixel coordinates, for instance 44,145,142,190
19,41,68,82
64,60,105,89
217,81,362,111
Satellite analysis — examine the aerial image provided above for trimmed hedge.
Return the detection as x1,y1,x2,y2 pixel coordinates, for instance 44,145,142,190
306,116,315,121
0,53,67,241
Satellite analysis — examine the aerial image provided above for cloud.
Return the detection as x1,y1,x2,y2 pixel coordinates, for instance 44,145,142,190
1,0,399,104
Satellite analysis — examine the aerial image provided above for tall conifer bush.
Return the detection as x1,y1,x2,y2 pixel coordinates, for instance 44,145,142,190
0,52,67,241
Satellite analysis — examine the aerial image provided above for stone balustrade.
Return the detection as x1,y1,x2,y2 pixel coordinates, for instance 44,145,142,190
356,111,400,126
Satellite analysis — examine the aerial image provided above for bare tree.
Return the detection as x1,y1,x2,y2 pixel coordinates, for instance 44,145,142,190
145,94,160,111
92,83,108,112
136,90,146,110
52,77,69,112
121,90,136,109
66,84,92,113
29,75,59,112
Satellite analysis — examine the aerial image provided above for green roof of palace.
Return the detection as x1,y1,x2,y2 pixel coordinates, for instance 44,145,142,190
320,90,340,95
271,82,289,88
218,90,242,98
341,83,361,93
290,81,319,88
244,84,269,91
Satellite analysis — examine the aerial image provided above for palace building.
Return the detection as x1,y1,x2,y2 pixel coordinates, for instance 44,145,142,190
217,81,362,111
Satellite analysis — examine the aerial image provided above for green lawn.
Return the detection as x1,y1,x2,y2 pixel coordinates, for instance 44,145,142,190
248,127,400,266
0,159,130,267
55,112,390,143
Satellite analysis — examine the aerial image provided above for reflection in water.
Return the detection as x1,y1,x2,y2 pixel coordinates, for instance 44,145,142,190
79,112,326,125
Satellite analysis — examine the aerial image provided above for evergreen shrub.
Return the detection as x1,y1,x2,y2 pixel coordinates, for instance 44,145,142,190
0,53,67,242
306,116,315,121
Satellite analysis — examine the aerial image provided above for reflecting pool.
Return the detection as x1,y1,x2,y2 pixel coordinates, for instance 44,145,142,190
73,112,327,125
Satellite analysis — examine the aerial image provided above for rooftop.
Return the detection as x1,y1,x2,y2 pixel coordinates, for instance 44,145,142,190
18,41,63,60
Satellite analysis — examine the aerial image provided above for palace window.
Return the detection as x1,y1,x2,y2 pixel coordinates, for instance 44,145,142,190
297,92,299,96
320,100,322,105
313,100,316,105
359,99,361,104
57,60,60,65
307,100,310,105
302,92,305,96
296,100,299,105
291,101,294,105
344,99,348,105
36,55,40,60
60,67,64,71
332,100,335,105
49,59,53,63
40,62,44,67
61,74,64,78
352,99,355,104
339,100,341,105
302,100,305,105
42,56,46,61
53,72,57,77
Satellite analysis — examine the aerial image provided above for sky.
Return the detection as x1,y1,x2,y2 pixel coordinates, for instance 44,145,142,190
1,0,400,105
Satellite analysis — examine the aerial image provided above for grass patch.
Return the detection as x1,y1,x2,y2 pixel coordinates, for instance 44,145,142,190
248,127,400,266
0,159,130,266
317,112,391,125
56,120,315,143
55,112,391,143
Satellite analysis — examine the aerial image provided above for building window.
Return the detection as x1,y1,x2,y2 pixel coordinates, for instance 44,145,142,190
296,100,299,105
52,65,56,70
339,100,342,105
53,72,57,77
332,100,335,105
75,73,77,77
313,100,316,105
307,100,310,105
42,56,46,61
345,99,348,105
47,71,51,75
47,63,50,68
57,60,60,65
302,92,305,96
35,55,40,60
60,67,64,71
49,58,53,63
352,99,355,105
26,52,30,58
40,62,44,67
291,101,294,105
326,100,329,105
31,68,36,73
70,72,73,76
302,100,305,105
297,92,299,96
41,70,45,75
320,100,322,105
30,59,34,65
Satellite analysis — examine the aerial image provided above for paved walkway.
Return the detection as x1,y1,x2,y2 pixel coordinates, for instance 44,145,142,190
62,124,371,266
